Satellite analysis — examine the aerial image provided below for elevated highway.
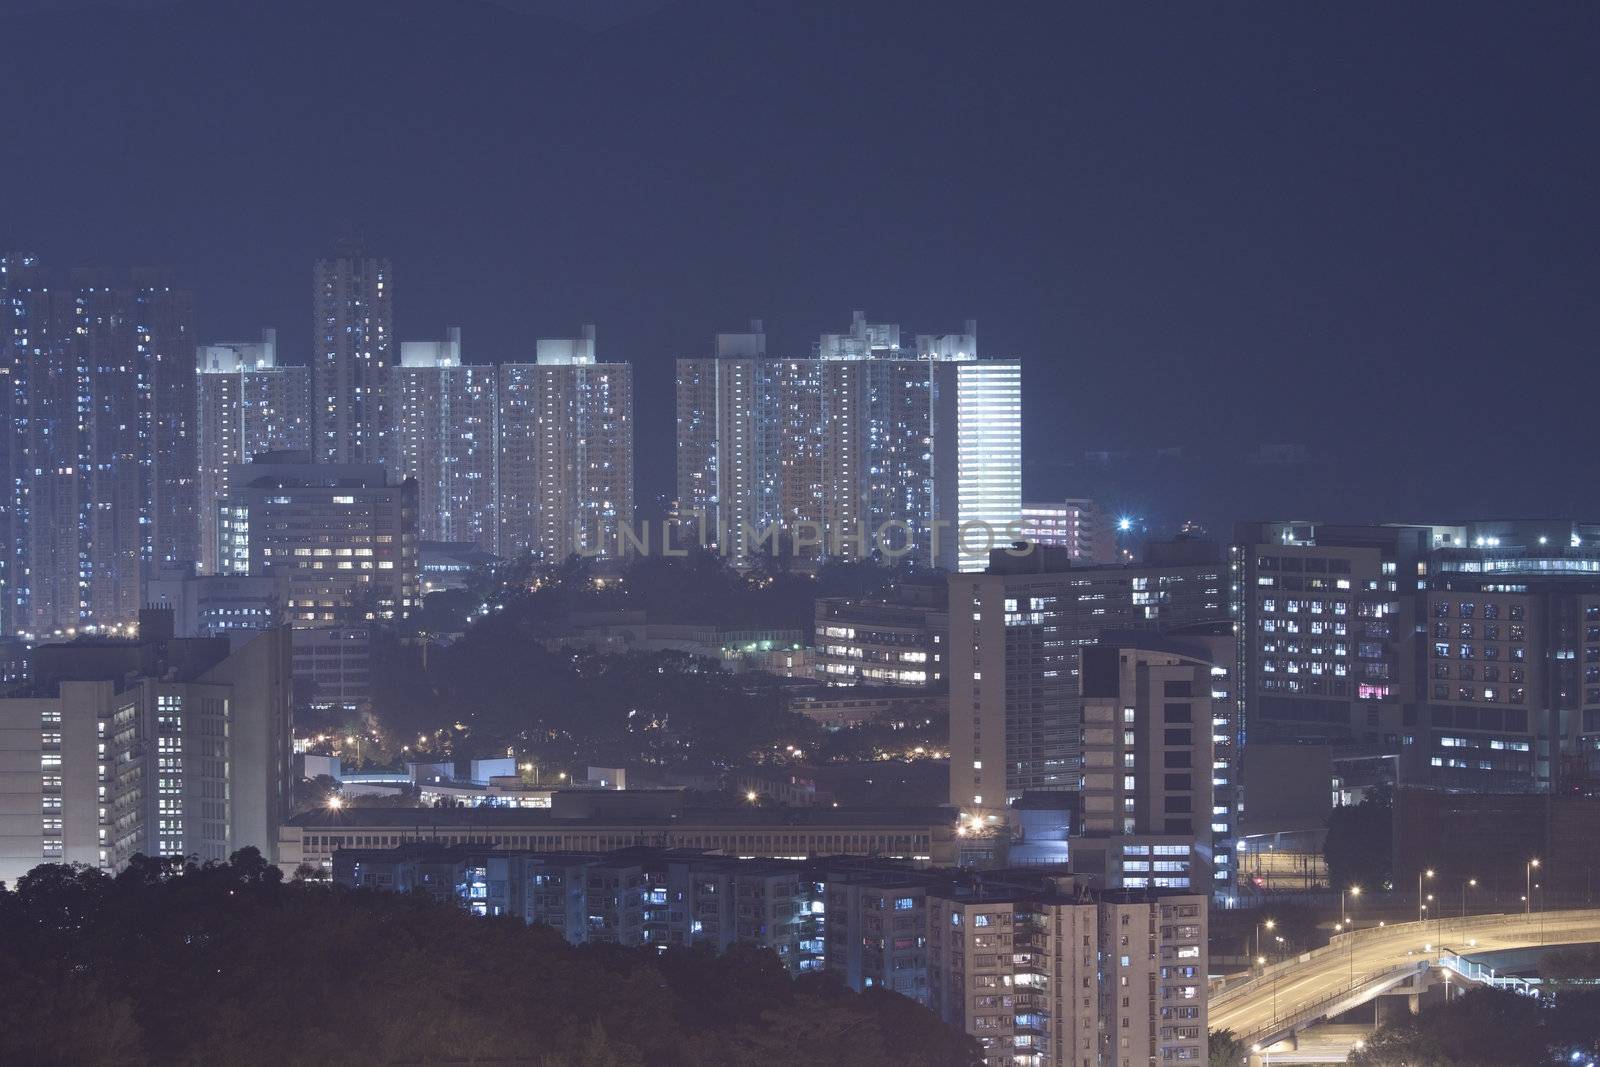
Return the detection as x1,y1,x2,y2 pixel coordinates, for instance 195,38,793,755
1209,908,1600,1049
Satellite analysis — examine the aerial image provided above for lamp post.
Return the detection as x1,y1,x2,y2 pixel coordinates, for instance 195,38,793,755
1526,859,1540,914
1418,868,1434,923
1256,918,1276,966
1461,877,1477,918
1342,884,1361,927
1336,922,1356,986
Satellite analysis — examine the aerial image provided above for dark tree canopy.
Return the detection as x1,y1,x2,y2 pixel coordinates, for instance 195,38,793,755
0,850,980,1067
1349,985,1600,1067
1323,783,1393,892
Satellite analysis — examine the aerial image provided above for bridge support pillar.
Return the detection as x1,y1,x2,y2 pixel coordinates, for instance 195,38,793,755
1375,993,1416,1026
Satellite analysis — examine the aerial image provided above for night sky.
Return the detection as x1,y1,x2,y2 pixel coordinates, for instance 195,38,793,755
5,0,1597,533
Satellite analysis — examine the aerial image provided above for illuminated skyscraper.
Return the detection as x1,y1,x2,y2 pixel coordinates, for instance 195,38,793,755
1,261,196,636
497,326,632,560
930,356,1022,572
196,329,312,574
673,312,1020,568
389,328,498,551
313,241,391,465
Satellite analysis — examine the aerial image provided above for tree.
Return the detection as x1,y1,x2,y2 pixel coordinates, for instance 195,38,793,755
1324,782,1393,891
1349,987,1553,1067
0,851,981,1067
1208,1029,1245,1067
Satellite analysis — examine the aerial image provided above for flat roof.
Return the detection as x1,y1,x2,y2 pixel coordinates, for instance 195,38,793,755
289,805,955,830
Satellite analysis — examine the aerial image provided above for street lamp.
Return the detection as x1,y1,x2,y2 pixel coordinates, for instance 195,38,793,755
1527,859,1541,914
1342,884,1362,926
1418,868,1434,922
1462,877,1478,917
1256,918,1276,965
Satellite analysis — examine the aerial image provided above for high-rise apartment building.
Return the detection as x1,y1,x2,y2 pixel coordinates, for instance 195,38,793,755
497,326,633,560
313,242,391,465
926,885,1207,1067
673,322,810,553
196,329,312,574
0,613,291,886
673,312,1020,569
1021,500,1115,565
389,328,499,551
949,545,1227,819
1,262,197,637
134,274,200,574
217,452,417,625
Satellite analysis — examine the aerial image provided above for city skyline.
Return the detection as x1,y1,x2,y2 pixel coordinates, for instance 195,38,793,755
6,3,1600,1064
6,1,1598,534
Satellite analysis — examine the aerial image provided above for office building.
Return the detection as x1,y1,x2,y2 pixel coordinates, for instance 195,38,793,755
930,356,1023,572
0,612,292,885
1411,521,1600,792
196,329,312,574
143,571,285,637
1,262,196,637
1233,519,1600,802
814,574,949,688
497,326,633,560
1079,636,1231,889
389,328,499,551
290,625,373,715
313,241,391,465
1021,501,1114,565
217,452,418,625
949,545,1227,819
1230,522,1428,756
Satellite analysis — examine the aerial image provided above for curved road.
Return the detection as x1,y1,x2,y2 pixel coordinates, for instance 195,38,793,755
1211,908,1600,1043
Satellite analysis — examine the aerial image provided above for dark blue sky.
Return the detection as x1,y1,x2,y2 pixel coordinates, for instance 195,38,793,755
5,0,1597,532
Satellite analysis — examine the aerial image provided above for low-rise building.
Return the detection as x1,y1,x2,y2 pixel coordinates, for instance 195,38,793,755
282,805,958,874
814,578,948,688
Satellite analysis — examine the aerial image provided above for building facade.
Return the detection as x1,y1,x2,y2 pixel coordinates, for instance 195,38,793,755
672,313,1021,570
389,328,499,551
1233,519,1600,797
0,616,291,886
196,329,312,574
143,571,285,637
1,261,197,637
313,242,392,465
1079,637,1230,889
949,546,1227,819
1021,501,1115,565
497,326,633,561
927,887,1207,1067
814,576,949,688
217,453,418,625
